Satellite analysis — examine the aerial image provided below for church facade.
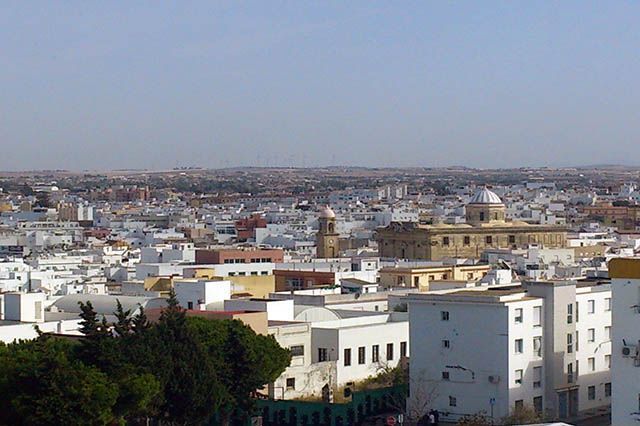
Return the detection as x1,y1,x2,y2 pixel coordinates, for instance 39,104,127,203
376,188,567,261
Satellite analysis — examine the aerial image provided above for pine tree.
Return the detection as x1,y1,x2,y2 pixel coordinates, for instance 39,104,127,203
113,299,132,337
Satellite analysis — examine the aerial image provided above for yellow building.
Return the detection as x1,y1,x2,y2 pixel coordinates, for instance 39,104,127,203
377,188,567,261
379,264,491,291
185,267,275,299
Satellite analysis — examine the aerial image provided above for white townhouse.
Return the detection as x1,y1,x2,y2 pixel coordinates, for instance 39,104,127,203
406,279,611,423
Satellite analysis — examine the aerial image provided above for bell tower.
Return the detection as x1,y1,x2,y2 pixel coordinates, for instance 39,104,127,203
317,206,339,258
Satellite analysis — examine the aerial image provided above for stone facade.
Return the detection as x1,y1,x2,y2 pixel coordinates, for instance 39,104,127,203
377,222,567,261
377,188,567,261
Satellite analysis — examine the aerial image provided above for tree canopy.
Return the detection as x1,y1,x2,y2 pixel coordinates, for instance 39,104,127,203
0,293,290,425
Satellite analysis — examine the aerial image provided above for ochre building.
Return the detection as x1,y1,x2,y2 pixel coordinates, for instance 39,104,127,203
377,188,567,261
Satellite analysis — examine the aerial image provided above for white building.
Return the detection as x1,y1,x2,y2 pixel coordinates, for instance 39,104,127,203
311,312,408,386
610,258,640,425
406,280,611,423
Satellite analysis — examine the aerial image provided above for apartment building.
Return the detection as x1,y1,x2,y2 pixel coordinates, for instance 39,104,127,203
610,258,640,426
406,280,611,423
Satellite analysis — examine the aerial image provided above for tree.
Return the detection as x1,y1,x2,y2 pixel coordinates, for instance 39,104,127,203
501,405,542,425
187,317,290,424
77,300,162,423
0,337,119,426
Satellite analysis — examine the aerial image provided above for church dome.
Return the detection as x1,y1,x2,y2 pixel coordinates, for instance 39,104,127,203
319,205,336,219
469,187,503,205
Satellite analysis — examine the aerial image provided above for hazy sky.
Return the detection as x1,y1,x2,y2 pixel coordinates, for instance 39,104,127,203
1,2,639,171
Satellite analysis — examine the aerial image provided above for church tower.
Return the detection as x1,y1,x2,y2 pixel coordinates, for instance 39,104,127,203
316,206,339,258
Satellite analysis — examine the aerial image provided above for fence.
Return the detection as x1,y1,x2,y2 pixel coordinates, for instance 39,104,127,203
256,385,407,426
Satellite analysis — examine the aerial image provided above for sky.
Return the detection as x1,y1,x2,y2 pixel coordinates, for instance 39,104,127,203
1,1,639,171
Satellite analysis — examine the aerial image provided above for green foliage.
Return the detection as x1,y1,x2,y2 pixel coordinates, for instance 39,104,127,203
0,337,118,426
0,296,291,425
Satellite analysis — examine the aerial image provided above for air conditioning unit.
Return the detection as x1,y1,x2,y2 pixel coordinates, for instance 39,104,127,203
488,375,501,384
622,345,638,358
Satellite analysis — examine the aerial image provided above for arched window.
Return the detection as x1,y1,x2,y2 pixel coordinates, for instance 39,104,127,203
328,223,335,233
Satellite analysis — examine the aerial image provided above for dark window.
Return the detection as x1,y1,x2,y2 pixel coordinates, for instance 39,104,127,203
344,348,351,366
533,396,543,413
509,235,516,244
441,311,450,321
463,236,470,245
479,212,485,221
442,340,450,348
290,345,304,357
515,400,524,410
443,236,450,246
400,341,407,358
486,236,493,244
588,386,596,400
449,396,457,407
358,347,365,364
372,345,379,363
318,348,328,362
187,301,193,310
286,378,295,389
605,382,612,397
386,343,394,361
442,371,450,380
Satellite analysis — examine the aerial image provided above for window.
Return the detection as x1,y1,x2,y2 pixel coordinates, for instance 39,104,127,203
34,302,42,320
567,333,573,354
567,303,573,324
290,345,304,357
486,236,493,244
606,355,611,369
386,343,394,361
449,396,457,407
515,400,524,410
443,236,450,246
515,369,523,385
588,299,595,314
441,311,450,321
605,297,611,311
414,276,419,286
605,382,612,397
442,340,450,349
588,328,595,342
187,301,193,310
442,371,450,380
463,236,470,245
605,326,612,340
533,336,542,357
533,306,542,326
533,396,543,414
509,235,516,244
576,301,579,322
533,366,542,388
344,348,351,366
358,347,366,365
515,308,523,323
515,339,523,354
568,363,574,383
372,345,379,363
318,348,328,362
286,378,295,390
400,341,407,358
479,212,485,221
588,386,596,401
